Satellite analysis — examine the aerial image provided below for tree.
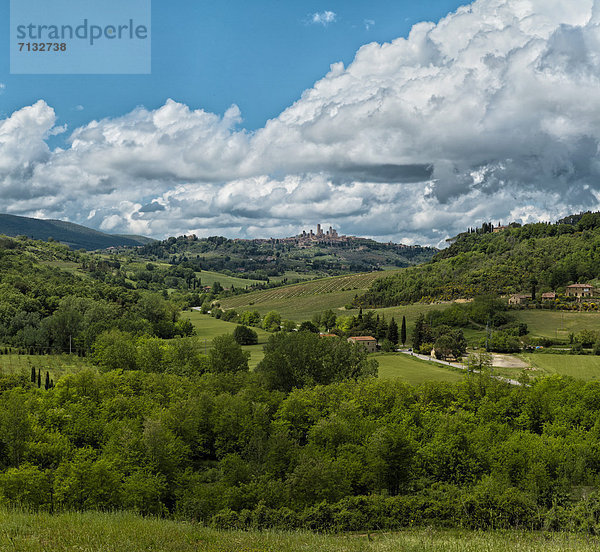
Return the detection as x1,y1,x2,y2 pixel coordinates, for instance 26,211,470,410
174,319,196,337
412,314,425,350
256,331,377,391
282,320,297,332
208,334,250,373
135,336,166,373
262,311,282,332
233,325,258,345
298,321,319,333
0,464,52,509
44,297,84,352
400,316,407,346
93,330,138,372
380,338,394,352
368,425,415,495
387,318,399,345
121,469,168,516
44,371,50,391
321,310,337,332
0,391,31,466
530,277,538,301
466,350,493,373
239,310,261,327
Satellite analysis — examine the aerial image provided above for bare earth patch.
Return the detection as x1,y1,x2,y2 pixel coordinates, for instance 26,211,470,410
491,354,530,369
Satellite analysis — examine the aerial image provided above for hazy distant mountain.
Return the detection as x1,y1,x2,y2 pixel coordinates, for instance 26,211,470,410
0,214,154,250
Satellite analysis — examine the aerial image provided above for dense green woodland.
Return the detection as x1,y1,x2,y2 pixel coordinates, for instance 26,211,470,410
2,370,600,532
359,214,600,306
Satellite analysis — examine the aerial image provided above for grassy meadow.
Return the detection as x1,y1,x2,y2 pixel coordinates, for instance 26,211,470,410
182,310,271,368
0,353,92,381
521,353,600,381
375,352,464,384
196,269,265,289
513,310,600,339
0,510,598,552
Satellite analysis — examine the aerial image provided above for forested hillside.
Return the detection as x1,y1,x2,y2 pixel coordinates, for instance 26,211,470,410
358,213,600,306
138,235,436,280
0,236,193,353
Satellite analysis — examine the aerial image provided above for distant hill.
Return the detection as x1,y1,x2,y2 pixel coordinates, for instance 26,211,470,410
138,235,437,280
357,212,600,306
0,214,154,250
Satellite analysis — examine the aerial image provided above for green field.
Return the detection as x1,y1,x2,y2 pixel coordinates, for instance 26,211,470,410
39,259,91,279
182,310,270,368
0,510,596,552
222,275,600,349
196,269,265,289
0,353,92,381
181,312,468,382
521,353,600,381
375,352,464,384
513,310,600,340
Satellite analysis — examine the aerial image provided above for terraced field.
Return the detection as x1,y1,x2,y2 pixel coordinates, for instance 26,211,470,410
220,270,401,319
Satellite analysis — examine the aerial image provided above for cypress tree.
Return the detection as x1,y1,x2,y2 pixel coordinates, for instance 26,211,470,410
45,372,50,391
37,369,41,388
413,314,425,351
375,317,388,341
387,318,399,345
31,365,36,383
400,316,407,346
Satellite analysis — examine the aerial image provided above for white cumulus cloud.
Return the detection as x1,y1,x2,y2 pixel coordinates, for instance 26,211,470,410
310,11,337,26
2,0,600,247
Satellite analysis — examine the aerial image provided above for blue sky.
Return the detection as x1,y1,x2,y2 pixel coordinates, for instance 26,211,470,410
1,0,466,137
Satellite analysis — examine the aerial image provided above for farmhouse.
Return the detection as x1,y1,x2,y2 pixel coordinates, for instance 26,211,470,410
508,293,531,305
565,284,594,298
347,336,377,353
541,292,556,300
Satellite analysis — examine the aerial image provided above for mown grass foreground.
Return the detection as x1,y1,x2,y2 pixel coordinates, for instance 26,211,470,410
1,510,599,552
